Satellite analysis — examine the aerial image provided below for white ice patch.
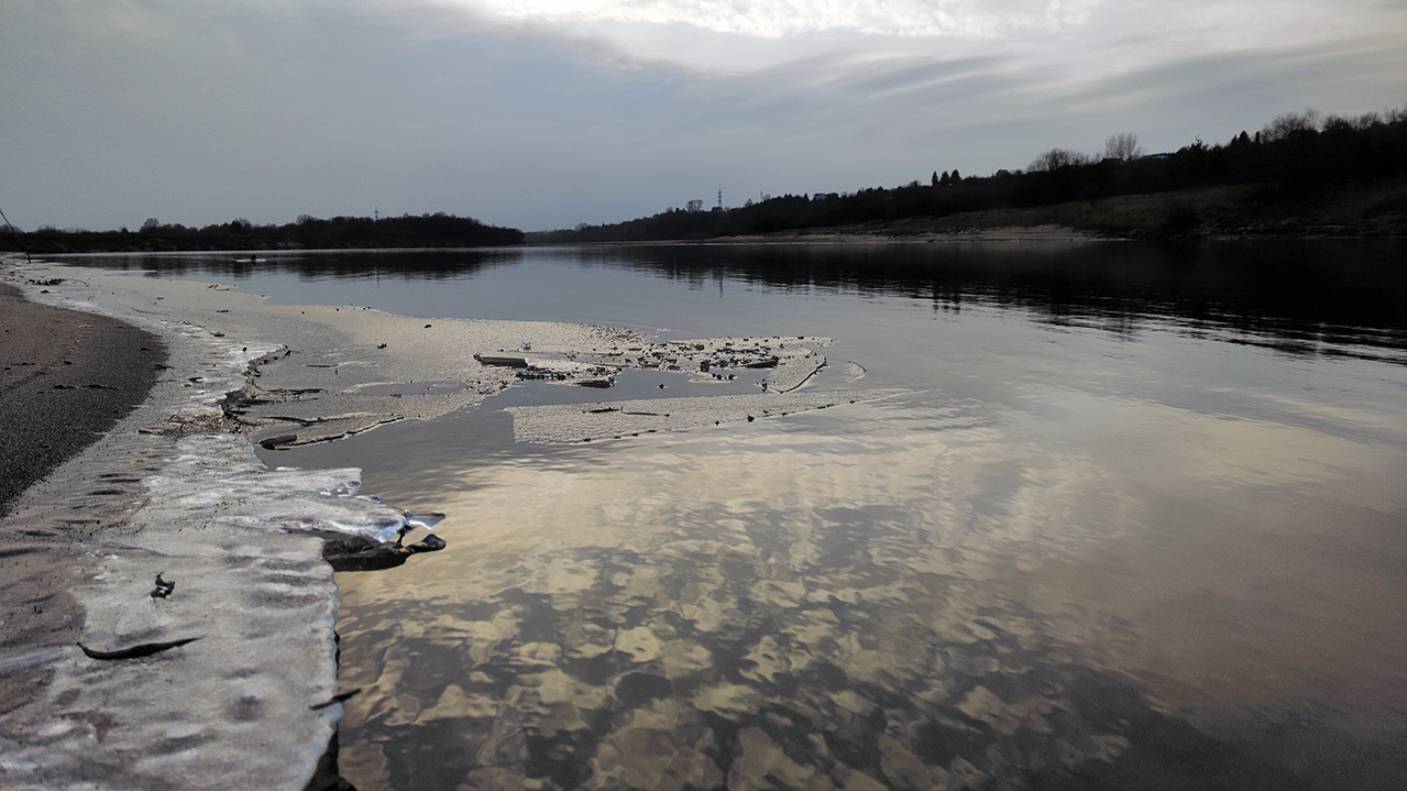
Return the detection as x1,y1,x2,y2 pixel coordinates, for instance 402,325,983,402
146,434,428,544
0,262,442,790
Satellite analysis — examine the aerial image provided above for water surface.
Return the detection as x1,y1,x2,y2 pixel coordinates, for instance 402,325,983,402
74,242,1407,789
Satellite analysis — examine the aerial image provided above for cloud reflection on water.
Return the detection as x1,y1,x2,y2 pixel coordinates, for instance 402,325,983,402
78,243,1407,786
334,386,1407,788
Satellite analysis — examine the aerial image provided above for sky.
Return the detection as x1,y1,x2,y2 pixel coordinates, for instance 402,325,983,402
1,0,1404,232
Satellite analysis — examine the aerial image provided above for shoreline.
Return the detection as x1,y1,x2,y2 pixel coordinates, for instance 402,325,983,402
0,282,168,736
525,182,1407,245
0,257,434,789
12,211,1405,269
8,179,1406,264
0,256,843,788
0,284,166,516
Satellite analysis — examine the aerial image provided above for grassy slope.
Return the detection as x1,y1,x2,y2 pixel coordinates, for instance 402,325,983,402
727,182,1407,241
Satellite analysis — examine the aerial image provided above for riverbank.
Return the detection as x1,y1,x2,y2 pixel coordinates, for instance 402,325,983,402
0,283,164,725
529,181,1407,245
0,258,444,789
731,182,1407,241
704,224,1102,244
0,266,181,719
0,284,165,515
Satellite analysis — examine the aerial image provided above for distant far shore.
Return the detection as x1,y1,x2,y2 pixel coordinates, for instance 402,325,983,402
5,181,1403,258
760,182,1407,242
529,181,1407,246
1,212,523,256
542,225,1104,245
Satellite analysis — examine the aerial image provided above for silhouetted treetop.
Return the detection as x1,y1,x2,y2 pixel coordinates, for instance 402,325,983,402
1104,132,1142,161
8,211,524,254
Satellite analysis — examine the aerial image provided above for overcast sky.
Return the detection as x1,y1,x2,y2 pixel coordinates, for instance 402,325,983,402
2,0,1404,231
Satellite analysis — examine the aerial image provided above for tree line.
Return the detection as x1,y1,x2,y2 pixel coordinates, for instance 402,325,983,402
3,212,523,254
534,104,1407,242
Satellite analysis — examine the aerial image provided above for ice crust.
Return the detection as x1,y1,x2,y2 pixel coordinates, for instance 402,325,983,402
13,269,839,453
0,435,430,788
0,262,430,790
152,435,438,544
483,335,831,393
507,391,891,444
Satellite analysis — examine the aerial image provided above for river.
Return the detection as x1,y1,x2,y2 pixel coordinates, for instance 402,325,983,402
73,240,1407,789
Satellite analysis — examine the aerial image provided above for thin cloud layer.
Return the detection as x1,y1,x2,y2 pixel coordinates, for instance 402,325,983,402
456,0,1100,37
1,0,1403,232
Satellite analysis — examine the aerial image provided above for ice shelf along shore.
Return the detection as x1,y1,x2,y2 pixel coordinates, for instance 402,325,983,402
0,259,875,789
0,261,443,789
3,265,845,452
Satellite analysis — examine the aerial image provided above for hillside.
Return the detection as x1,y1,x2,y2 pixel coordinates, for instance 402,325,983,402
533,107,1407,244
712,182,1407,242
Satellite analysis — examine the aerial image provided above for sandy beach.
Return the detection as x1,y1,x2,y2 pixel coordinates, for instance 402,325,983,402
0,282,166,722
0,283,165,515
0,260,409,788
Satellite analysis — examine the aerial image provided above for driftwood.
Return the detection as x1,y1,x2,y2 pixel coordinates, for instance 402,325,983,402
309,688,363,711
77,636,202,661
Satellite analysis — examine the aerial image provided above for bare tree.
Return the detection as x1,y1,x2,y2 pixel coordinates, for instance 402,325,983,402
1028,148,1090,172
1262,110,1320,142
1103,132,1143,161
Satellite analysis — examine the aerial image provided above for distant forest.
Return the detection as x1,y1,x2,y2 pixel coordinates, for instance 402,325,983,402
535,105,1407,242
2,212,523,254
4,105,1404,254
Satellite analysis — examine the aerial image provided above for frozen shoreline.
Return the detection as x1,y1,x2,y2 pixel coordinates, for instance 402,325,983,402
0,257,862,788
0,258,440,789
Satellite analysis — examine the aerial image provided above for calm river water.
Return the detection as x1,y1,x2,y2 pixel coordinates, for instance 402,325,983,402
82,242,1407,789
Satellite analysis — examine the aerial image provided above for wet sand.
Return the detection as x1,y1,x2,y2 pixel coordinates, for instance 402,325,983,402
0,281,164,717
0,265,447,789
0,283,165,515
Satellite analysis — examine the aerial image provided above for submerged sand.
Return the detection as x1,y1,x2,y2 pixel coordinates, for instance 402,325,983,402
0,258,873,789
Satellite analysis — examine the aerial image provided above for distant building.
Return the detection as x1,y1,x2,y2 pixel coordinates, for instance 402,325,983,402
813,192,828,201
686,199,704,212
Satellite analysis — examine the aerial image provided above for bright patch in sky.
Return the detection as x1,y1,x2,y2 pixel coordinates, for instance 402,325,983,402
463,0,1100,37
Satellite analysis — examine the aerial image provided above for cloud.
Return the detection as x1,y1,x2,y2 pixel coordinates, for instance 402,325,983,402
0,0,1404,232
450,0,1098,38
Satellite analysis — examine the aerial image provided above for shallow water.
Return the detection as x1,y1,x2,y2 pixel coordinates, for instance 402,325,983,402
73,242,1407,788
